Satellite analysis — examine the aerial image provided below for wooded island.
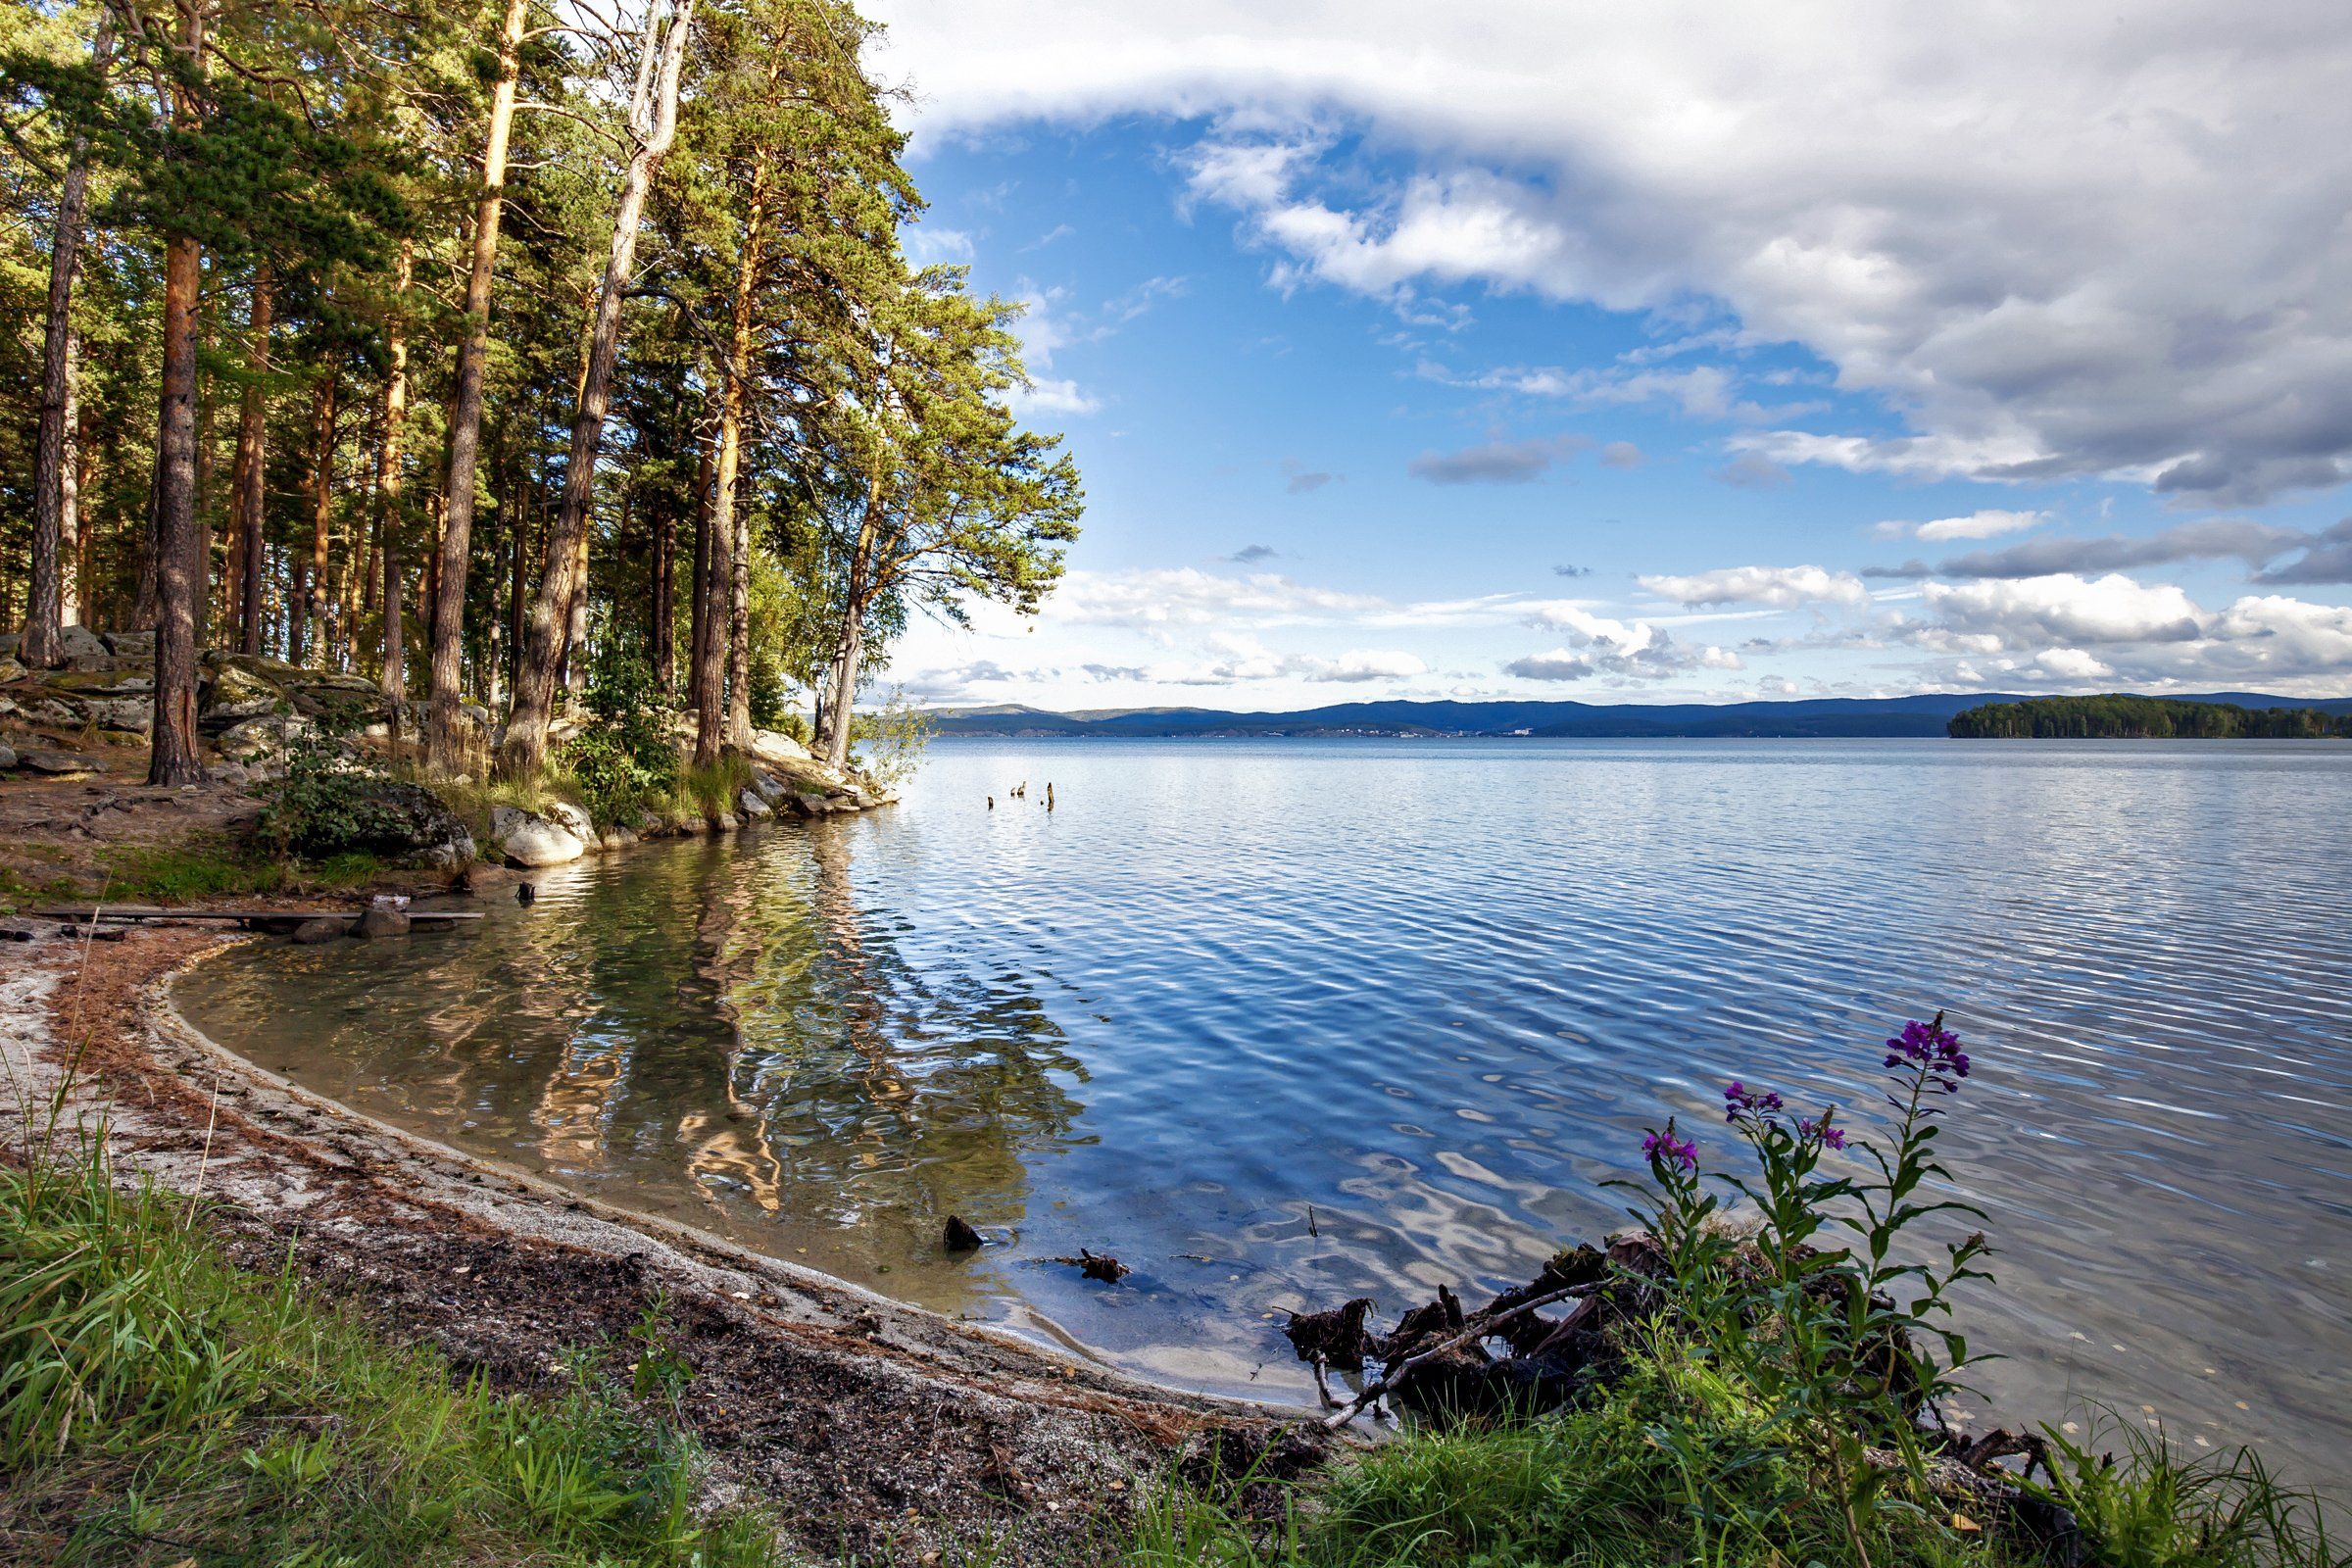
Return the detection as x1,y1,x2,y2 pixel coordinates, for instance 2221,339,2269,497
1947,695,2352,739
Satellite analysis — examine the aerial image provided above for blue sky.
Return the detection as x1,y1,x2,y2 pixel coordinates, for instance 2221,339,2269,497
864,4,2352,710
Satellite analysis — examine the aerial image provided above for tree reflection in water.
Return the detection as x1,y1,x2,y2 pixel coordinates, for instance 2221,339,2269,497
173,821,1089,1316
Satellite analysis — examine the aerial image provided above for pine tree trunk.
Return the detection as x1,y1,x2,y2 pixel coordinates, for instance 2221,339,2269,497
710,185,764,755
308,371,337,665
378,239,412,753
132,441,162,633
726,500,752,746
652,491,673,688
147,5,210,786
60,327,81,627
230,266,272,654
691,448,730,770
821,483,882,773
501,0,693,780
686,424,714,717
425,0,530,774
23,12,113,668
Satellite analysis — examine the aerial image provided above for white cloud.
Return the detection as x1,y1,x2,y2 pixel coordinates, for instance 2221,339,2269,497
904,223,974,265
1508,603,1742,682
1307,648,1430,682
872,2,2352,501
1896,572,2352,689
1874,510,2049,542
1009,376,1102,416
2034,648,2114,680
1638,564,1869,609
1916,572,2206,647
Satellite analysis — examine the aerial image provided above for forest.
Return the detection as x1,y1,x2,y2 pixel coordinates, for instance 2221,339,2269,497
1946,695,2352,739
0,0,1081,786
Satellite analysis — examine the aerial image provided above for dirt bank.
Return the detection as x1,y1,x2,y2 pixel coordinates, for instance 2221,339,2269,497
1,929,1305,1562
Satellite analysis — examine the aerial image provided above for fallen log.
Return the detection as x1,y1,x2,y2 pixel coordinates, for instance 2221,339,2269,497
1323,1281,1592,1429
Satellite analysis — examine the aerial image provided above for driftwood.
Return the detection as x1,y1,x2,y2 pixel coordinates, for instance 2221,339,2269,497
1284,1297,1375,1374
1051,1249,1129,1283
1323,1281,1592,1429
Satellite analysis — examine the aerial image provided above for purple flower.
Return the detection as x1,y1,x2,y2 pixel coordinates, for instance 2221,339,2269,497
1803,1113,1847,1151
1723,1081,1786,1122
1643,1129,1698,1172
1885,1017,1970,1083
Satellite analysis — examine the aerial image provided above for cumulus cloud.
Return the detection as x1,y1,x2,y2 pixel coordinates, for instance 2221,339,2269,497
1638,564,1869,608
1915,573,2207,648
870,0,2352,503
1408,432,1587,484
1011,375,1102,416
1506,604,1741,682
1307,649,1430,681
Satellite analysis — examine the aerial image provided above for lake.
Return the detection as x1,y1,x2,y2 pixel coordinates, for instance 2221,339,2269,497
174,737,2352,1492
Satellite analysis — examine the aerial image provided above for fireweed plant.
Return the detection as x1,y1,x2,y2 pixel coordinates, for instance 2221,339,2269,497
1622,1014,1995,1567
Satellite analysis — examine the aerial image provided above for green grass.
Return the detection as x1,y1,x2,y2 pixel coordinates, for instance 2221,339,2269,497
0,1143,781,1568
670,754,754,825
94,843,389,902
1,846,390,908
412,768,584,851
1124,1349,2343,1568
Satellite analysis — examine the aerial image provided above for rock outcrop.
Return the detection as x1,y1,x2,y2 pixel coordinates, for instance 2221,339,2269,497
489,804,586,868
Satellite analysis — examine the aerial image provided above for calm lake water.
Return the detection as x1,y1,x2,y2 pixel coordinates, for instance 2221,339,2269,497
175,738,2352,1492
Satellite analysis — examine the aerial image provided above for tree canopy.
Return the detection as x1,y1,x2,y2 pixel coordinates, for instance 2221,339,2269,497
0,0,1081,781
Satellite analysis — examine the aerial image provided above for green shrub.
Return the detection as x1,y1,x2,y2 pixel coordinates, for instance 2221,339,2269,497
562,652,681,829
259,731,415,860
848,686,933,787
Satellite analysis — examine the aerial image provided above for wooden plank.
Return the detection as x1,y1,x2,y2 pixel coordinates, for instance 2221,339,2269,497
29,906,483,923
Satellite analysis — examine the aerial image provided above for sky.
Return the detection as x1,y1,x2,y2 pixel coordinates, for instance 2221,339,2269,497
858,0,2352,711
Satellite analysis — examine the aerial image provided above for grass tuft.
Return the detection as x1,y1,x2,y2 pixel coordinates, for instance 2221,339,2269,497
1123,1348,2345,1568
0,1141,779,1567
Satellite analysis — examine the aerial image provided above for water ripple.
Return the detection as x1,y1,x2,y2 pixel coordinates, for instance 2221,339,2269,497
175,737,2352,1494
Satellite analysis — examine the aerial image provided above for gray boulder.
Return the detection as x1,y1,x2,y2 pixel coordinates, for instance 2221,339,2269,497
84,697,152,734
218,713,314,770
353,903,412,939
544,799,596,843
291,917,345,945
55,624,109,668
200,660,283,729
747,727,812,766
489,805,584,868
739,787,772,819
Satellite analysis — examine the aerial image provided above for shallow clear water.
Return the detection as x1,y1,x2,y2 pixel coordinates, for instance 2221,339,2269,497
176,738,2352,1491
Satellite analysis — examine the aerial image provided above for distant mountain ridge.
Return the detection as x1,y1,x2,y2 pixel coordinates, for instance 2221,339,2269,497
928,693,2352,739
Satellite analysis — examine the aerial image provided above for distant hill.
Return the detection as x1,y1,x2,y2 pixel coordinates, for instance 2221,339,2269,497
928,693,2352,740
